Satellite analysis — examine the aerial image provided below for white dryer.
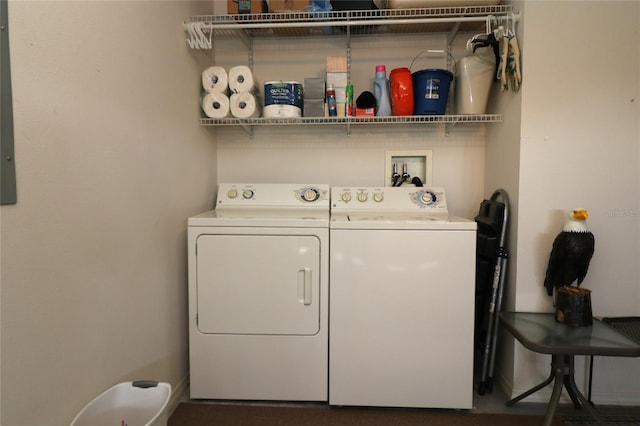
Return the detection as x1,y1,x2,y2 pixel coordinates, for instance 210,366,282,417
188,183,330,401
329,186,477,409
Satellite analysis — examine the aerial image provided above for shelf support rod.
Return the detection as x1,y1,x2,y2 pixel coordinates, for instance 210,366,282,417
347,17,352,49
240,124,254,138
446,21,461,46
227,28,254,73
248,37,254,70
345,16,352,138
237,28,251,49
445,122,453,136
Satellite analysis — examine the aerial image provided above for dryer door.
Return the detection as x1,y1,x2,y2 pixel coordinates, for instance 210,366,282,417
196,234,321,335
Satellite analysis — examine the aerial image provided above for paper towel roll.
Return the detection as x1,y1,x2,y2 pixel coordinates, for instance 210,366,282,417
263,104,302,118
228,65,256,94
230,92,261,118
201,91,230,118
202,66,228,93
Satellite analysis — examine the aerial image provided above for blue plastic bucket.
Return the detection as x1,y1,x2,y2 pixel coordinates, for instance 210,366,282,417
412,69,453,115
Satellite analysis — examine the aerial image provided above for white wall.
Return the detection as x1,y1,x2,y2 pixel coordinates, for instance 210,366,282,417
490,0,640,404
211,23,488,219
2,2,638,424
483,0,525,393
0,1,216,425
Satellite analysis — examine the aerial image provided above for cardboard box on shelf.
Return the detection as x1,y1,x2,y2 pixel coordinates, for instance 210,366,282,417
326,56,348,72
269,0,309,12
304,78,326,100
333,87,347,103
356,107,375,117
304,99,325,117
326,72,348,103
326,72,348,87
227,0,265,14
270,0,310,35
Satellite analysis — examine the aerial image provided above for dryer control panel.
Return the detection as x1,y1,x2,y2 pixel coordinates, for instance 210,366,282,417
216,183,330,208
331,186,448,213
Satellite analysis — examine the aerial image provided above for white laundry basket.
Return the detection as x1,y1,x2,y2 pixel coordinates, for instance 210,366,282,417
71,381,172,426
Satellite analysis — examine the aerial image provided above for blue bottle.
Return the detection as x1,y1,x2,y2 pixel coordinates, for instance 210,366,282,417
373,65,392,116
326,83,337,117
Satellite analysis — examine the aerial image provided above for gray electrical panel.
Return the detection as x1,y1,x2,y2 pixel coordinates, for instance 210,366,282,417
1,0,17,205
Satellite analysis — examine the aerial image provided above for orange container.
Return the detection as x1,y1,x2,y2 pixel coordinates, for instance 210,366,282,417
389,67,414,116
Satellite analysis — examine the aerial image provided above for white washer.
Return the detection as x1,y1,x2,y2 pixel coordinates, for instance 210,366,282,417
329,186,477,409
188,183,330,401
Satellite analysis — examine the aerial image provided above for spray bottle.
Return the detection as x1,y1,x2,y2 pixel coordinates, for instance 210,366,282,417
326,83,337,117
345,84,354,117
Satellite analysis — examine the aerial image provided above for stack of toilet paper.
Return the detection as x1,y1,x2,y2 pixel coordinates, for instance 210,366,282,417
201,66,230,118
227,65,261,119
200,65,261,119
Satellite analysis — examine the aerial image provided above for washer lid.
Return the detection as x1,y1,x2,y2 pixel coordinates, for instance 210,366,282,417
330,212,476,230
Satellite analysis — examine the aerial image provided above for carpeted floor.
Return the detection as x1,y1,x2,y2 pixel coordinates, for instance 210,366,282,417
168,402,564,426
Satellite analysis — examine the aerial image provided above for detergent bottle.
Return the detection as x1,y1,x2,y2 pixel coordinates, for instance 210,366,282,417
373,65,392,116
389,67,414,116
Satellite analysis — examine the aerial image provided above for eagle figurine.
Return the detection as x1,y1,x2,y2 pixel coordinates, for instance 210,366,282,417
544,208,595,296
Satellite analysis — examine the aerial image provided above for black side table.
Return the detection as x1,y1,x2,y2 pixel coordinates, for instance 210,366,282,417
500,312,640,426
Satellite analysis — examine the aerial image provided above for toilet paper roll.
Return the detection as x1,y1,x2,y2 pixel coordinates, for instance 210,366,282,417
202,66,228,93
201,91,230,118
230,92,261,118
263,104,302,118
228,65,256,94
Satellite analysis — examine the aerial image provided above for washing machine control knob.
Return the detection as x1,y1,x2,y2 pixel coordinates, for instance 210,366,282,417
242,189,254,199
302,188,320,202
357,192,368,203
373,192,384,203
420,191,436,205
227,189,238,199
341,192,352,203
